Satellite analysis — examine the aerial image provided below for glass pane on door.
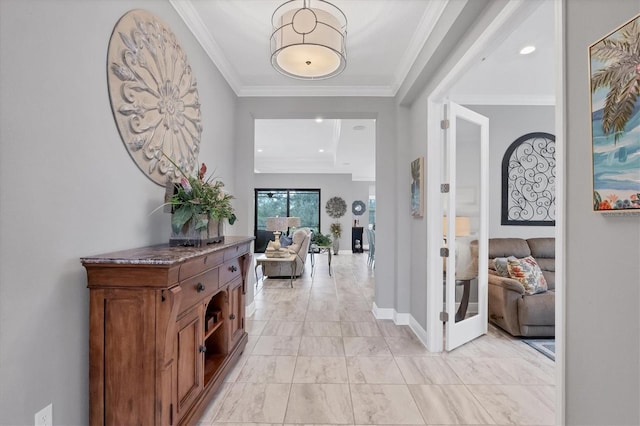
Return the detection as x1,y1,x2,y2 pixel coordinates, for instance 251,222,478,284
451,117,481,322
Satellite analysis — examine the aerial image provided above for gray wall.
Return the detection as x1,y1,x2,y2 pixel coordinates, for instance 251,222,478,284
0,1,238,424
565,1,640,424
469,105,556,239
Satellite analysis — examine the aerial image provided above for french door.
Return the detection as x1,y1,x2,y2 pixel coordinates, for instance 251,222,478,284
442,102,489,351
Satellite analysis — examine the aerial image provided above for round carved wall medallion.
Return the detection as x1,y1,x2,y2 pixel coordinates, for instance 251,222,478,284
326,196,347,219
107,9,202,186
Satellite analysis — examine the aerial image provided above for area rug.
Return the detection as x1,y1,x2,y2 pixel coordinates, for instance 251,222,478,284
523,339,555,361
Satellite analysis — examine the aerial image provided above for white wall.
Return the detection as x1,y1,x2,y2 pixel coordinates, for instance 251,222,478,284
565,1,640,424
253,173,374,250
0,1,238,424
468,105,556,239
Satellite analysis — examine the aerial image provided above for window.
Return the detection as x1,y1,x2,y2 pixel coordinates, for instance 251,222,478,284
254,189,320,252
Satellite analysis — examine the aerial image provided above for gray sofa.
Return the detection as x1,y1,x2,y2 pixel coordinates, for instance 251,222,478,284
488,237,555,337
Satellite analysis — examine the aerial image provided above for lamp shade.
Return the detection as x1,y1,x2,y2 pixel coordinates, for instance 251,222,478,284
266,217,289,232
271,0,347,80
442,216,471,237
287,217,301,228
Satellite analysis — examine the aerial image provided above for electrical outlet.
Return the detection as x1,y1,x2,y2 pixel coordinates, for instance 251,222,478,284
35,403,52,426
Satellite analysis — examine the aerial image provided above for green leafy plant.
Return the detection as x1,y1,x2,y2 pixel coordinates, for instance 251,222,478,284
164,158,236,234
329,222,342,238
311,232,332,246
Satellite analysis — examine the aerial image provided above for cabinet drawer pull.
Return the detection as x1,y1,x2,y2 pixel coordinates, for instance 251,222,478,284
196,282,205,292
199,345,207,353
229,265,238,272
229,314,236,320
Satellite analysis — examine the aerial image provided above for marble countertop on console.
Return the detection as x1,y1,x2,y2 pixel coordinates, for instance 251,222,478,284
81,236,254,266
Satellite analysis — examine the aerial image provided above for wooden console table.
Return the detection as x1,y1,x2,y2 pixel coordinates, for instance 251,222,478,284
81,236,254,426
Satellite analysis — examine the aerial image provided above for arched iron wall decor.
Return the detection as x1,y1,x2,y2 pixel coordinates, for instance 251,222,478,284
107,9,202,186
501,132,556,226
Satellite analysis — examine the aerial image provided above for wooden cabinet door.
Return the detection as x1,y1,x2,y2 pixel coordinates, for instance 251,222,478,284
90,289,156,426
175,304,204,419
227,277,244,350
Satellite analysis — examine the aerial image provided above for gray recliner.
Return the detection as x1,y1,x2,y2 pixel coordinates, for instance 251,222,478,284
488,237,555,337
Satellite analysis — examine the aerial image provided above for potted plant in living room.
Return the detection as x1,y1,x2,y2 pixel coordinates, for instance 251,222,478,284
329,222,342,255
164,161,237,246
325,196,347,255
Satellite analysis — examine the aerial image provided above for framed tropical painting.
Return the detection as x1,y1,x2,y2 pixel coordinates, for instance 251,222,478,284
411,157,424,217
589,13,640,212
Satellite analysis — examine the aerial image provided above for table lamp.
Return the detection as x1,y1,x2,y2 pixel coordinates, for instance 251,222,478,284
287,217,301,234
266,216,289,250
442,216,477,279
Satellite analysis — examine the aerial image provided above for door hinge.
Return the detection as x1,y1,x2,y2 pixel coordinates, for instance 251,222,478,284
169,403,173,425
440,311,449,322
440,119,450,129
440,183,450,193
440,248,449,257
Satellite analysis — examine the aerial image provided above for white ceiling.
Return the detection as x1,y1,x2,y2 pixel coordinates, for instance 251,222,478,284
170,0,555,181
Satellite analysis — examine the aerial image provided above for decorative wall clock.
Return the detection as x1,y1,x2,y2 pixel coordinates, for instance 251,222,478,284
107,9,202,186
352,200,366,215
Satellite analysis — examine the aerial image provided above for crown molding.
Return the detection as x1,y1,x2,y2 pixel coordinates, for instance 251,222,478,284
170,0,242,95
448,94,555,106
392,0,449,92
236,85,396,98
171,0,409,98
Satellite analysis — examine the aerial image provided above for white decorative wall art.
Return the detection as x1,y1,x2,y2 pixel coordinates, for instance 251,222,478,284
107,9,202,186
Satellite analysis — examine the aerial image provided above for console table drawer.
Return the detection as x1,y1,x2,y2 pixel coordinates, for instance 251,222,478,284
179,252,224,281
179,268,219,315
223,243,249,262
220,258,241,285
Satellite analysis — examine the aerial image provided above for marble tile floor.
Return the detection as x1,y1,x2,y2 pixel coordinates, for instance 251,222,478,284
198,252,555,426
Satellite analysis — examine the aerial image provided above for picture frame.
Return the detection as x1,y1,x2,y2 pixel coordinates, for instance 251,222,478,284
411,157,424,217
589,13,640,212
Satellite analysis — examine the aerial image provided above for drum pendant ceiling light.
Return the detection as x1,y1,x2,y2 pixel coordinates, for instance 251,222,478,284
271,0,347,80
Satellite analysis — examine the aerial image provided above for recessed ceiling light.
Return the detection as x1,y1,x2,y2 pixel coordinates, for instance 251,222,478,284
520,45,536,55
315,117,323,123
318,149,325,153
353,125,366,131
257,149,263,153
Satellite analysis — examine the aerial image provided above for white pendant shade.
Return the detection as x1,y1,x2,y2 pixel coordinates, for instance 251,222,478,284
271,0,347,80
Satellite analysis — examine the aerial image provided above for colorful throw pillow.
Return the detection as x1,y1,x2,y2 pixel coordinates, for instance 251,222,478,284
507,256,548,295
493,256,516,277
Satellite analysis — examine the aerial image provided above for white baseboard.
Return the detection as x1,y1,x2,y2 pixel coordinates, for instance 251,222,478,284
245,301,256,318
371,303,410,325
369,302,482,353
372,302,394,319
409,316,431,350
